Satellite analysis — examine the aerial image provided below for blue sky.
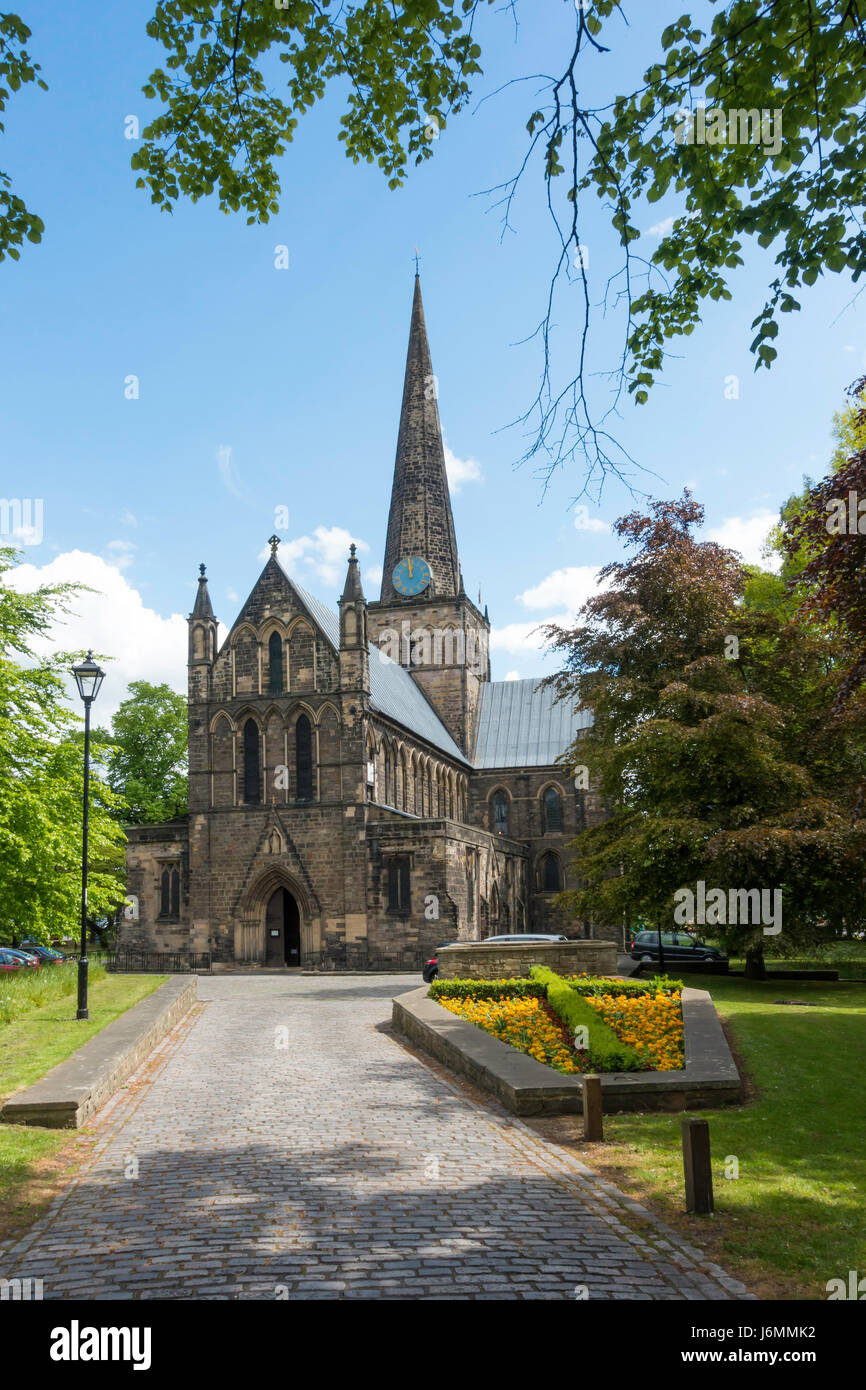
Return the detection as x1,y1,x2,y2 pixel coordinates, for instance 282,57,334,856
2,1,862,721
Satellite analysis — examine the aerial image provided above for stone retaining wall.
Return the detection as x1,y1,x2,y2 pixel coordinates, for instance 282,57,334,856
393,984,743,1114
1,976,197,1129
436,939,618,980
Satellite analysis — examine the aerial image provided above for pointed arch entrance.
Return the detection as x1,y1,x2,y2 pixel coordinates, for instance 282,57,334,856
265,887,301,966
234,865,319,966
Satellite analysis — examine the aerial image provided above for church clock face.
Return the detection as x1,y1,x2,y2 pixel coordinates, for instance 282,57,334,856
392,555,432,597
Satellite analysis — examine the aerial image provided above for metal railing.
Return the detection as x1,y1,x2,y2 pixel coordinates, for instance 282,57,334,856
106,951,212,974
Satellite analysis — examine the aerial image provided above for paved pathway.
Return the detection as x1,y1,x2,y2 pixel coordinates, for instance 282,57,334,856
1,976,750,1300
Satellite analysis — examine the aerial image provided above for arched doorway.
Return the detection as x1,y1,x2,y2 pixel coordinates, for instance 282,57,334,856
265,887,301,967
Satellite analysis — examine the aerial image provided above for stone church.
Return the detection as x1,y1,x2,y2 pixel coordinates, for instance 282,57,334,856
122,276,600,969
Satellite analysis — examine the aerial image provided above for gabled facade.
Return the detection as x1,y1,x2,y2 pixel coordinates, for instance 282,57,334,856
122,276,604,968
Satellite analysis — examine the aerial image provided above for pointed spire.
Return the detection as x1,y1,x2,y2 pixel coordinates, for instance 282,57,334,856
341,543,365,602
192,562,215,619
380,275,461,602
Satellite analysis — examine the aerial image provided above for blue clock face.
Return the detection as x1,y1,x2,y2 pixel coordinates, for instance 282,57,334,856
392,555,432,597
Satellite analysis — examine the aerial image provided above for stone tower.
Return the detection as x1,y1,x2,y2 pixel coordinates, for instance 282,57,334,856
366,274,491,757
187,564,217,816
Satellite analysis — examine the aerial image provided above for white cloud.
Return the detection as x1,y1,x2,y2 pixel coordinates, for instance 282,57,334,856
105,539,136,571
489,619,551,657
573,506,609,533
274,526,370,590
216,444,246,499
365,563,383,588
5,551,188,726
517,565,600,615
504,669,521,681
120,509,138,527
646,215,675,237
705,511,781,570
444,443,483,493
226,588,239,603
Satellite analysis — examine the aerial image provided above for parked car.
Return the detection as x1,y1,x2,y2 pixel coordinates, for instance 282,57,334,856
422,943,462,984
20,943,64,965
2,947,40,968
483,933,570,944
629,930,727,965
0,948,23,971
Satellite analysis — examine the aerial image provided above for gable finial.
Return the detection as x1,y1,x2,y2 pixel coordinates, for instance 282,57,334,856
349,543,357,559
268,534,280,558
199,563,206,578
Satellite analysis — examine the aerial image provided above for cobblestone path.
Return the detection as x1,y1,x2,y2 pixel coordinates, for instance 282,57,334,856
0,976,750,1300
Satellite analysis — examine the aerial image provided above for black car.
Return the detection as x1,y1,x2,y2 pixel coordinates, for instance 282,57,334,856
20,943,65,964
629,930,727,965
422,943,462,983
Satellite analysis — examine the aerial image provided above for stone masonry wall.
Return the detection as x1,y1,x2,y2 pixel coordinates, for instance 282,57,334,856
436,940,618,980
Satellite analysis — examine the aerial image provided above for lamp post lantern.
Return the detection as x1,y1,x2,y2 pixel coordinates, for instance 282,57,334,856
71,651,106,1021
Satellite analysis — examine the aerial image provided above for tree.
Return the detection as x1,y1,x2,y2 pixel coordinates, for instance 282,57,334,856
0,548,127,944
0,13,46,262
4,3,865,488
781,375,866,710
765,380,866,591
544,494,866,976
104,681,188,824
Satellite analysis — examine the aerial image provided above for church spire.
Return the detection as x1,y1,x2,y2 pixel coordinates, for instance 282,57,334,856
192,562,215,620
379,275,461,602
341,542,365,603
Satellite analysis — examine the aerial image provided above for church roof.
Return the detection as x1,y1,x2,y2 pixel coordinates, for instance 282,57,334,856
280,564,471,766
379,275,461,603
474,678,592,769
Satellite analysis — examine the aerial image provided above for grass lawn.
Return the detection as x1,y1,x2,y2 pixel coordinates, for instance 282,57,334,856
0,972,167,1242
529,973,866,1298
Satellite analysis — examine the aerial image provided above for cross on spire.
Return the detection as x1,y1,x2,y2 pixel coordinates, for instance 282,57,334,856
268,534,280,557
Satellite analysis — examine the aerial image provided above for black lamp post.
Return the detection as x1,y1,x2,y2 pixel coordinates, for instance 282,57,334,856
71,651,106,1021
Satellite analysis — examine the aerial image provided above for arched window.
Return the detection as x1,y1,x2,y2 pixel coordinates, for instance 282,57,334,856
384,744,392,805
543,786,563,834
159,865,180,918
492,791,509,836
296,715,313,801
243,719,261,804
268,632,283,693
541,852,561,892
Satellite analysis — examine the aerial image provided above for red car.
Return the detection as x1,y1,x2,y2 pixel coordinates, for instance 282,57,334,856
0,948,23,971
2,948,40,969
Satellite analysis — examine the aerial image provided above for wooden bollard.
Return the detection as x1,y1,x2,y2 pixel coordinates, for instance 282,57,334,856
682,1116,714,1213
582,1074,603,1141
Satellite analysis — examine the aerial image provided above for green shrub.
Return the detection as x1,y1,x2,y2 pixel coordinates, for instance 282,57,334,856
530,966,645,1072
429,977,546,1002
566,973,683,998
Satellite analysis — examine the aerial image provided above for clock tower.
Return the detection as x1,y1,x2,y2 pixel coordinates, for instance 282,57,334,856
366,273,490,757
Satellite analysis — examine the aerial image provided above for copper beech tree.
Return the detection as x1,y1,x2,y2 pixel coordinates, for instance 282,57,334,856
544,493,866,977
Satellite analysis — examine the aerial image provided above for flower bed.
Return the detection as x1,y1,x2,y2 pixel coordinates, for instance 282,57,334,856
434,992,581,1074
430,970,685,1075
